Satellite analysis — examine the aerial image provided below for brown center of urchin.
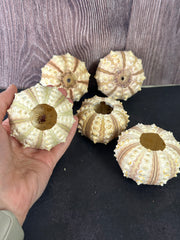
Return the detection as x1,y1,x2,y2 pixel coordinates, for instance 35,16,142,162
38,115,46,123
140,133,166,151
114,69,132,88
61,72,77,88
94,101,113,114
30,104,57,130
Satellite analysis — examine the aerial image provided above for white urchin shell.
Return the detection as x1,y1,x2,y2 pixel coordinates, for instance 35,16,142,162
40,53,90,102
8,84,75,151
114,123,180,186
77,95,129,144
95,50,146,100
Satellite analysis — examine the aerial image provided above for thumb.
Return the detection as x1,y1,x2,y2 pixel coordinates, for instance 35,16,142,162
0,85,17,123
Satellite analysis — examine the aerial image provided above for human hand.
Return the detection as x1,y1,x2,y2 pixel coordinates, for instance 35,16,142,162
0,85,78,225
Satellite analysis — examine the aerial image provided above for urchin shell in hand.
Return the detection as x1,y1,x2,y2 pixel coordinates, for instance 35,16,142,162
8,84,75,151
77,95,129,144
40,53,90,102
95,51,146,100
114,124,180,186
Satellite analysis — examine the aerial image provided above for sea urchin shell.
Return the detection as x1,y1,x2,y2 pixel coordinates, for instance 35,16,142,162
8,84,75,150
95,51,146,100
114,124,180,186
77,95,129,144
40,53,90,102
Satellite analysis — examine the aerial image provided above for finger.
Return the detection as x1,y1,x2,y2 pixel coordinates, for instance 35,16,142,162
58,88,67,97
50,115,78,166
0,85,17,123
2,118,11,134
57,88,73,104
67,98,73,104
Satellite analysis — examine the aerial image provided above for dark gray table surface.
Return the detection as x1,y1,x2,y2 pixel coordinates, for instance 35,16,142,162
2,85,180,240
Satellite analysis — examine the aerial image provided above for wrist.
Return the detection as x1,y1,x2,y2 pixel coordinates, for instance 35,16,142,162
0,182,31,226
0,208,27,226
0,210,24,239
0,201,28,226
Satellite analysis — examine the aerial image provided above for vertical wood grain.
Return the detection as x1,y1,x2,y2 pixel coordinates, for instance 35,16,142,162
0,0,179,88
126,0,180,85
0,0,132,88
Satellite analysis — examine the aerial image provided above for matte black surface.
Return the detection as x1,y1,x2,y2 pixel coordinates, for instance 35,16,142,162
2,86,180,240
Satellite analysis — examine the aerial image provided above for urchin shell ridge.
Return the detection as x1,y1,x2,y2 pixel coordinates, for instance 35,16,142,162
114,123,180,186
77,95,129,144
40,53,90,102
95,51,146,100
8,84,75,150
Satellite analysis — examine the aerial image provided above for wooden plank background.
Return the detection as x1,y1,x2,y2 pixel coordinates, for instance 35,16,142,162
0,0,179,88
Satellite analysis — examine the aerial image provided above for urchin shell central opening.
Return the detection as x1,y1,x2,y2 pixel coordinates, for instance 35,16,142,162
30,104,57,130
61,72,76,88
140,133,166,151
94,101,113,114
114,70,131,87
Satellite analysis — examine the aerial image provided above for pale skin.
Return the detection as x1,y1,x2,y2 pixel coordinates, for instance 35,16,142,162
0,85,78,225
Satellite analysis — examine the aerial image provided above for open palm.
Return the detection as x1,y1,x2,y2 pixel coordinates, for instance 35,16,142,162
0,85,78,225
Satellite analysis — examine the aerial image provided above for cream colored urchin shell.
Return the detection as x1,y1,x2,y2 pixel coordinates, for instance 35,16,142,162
114,123,180,186
77,95,129,144
8,84,75,151
40,53,90,102
95,51,146,100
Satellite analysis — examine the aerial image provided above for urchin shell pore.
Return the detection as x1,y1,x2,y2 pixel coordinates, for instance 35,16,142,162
95,51,146,100
40,53,90,102
77,96,129,144
8,84,75,150
114,124,180,186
